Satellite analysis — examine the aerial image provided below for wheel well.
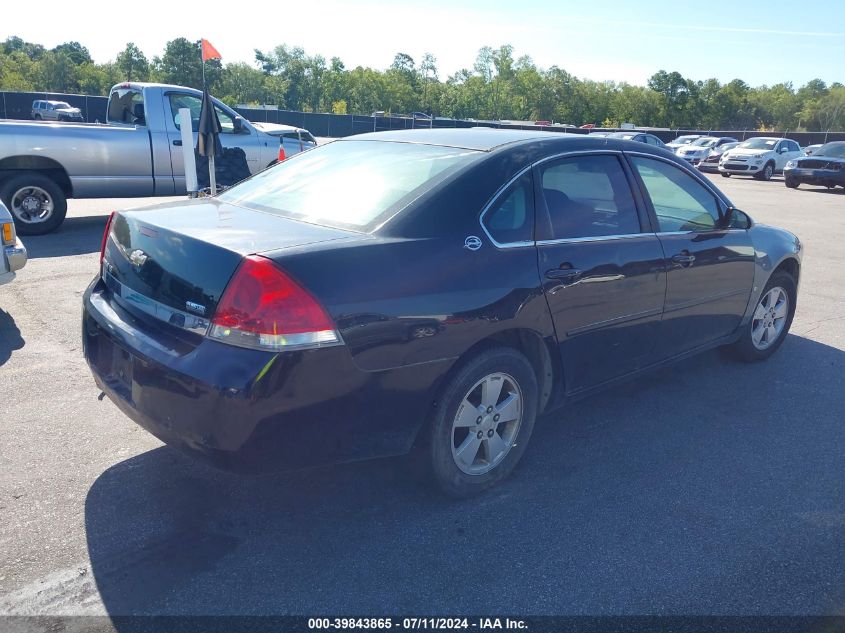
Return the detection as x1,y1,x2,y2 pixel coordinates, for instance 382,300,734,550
774,257,800,284
0,156,73,198
438,329,559,414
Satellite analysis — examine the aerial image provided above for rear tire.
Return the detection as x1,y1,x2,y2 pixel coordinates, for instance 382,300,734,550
33,114,42,120
730,270,797,362
0,172,68,235
424,347,538,497
785,177,799,188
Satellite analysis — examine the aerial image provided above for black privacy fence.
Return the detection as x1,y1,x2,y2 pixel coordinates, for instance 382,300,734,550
3,90,844,146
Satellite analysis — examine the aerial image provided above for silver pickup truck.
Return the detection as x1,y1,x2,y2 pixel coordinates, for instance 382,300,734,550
0,83,301,235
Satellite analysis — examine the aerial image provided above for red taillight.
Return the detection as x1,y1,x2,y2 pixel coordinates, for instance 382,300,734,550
209,255,339,351
278,146,286,162
100,211,115,269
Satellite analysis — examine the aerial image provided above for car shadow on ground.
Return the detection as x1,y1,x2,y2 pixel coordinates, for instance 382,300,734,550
22,215,109,259
0,309,24,366
792,187,845,195
85,334,845,616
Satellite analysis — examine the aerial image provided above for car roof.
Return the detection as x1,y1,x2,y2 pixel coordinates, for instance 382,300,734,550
348,128,571,151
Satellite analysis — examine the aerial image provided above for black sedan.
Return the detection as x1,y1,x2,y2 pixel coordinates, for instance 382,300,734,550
784,141,845,190
83,130,802,497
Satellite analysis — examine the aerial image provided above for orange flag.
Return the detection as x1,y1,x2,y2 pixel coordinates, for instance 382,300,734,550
201,39,221,62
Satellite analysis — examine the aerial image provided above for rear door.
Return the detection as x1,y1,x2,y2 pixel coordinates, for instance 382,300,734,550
535,152,667,392
627,154,755,358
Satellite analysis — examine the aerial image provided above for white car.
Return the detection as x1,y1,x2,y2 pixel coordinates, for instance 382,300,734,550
251,123,318,161
719,137,803,181
665,135,702,152
675,136,738,166
1,200,27,285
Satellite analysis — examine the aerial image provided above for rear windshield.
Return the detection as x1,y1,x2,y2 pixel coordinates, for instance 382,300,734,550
691,138,717,147
814,143,845,158
219,140,480,230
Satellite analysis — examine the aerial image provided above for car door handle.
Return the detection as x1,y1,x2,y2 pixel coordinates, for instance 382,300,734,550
671,253,696,266
546,268,582,280
172,140,182,146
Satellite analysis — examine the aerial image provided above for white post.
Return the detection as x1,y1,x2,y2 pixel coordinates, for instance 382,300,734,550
208,154,217,196
179,108,198,196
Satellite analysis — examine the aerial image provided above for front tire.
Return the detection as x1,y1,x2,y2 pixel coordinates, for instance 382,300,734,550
721,172,731,178
0,172,68,235
785,177,799,189
757,162,774,181
730,271,797,362
424,347,538,497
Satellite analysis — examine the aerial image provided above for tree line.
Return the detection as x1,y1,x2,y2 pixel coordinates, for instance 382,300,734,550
1,36,843,131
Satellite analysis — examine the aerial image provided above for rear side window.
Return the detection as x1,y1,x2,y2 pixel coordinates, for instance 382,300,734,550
630,156,721,232
538,154,641,240
482,172,534,245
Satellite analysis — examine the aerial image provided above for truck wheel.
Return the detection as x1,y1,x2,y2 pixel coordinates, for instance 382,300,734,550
0,173,68,235
423,347,538,497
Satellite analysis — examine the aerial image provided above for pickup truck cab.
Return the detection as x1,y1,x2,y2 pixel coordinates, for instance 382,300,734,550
719,137,803,181
0,83,300,235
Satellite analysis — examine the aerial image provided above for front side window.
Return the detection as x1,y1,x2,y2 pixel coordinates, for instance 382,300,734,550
219,140,479,230
630,156,721,232
482,172,534,245
168,94,236,133
539,154,641,240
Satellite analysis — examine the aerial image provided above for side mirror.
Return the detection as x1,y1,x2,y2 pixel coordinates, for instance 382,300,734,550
233,116,245,133
723,207,751,230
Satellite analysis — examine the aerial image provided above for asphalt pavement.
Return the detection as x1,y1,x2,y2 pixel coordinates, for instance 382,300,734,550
0,177,843,619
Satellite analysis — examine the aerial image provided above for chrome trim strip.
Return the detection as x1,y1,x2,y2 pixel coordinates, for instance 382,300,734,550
103,270,211,335
536,233,651,246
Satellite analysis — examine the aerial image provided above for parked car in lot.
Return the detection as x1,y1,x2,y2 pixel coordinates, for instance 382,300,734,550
697,141,740,173
605,131,666,148
665,135,702,151
676,136,738,166
31,100,84,122
250,122,318,160
783,141,845,190
802,144,823,156
83,129,802,497
719,137,803,180
0,200,27,285
1,83,293,235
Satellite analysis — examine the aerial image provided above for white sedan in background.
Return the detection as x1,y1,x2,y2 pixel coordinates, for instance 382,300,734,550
719,137,803,180
1,201,27,286
251,123,318,161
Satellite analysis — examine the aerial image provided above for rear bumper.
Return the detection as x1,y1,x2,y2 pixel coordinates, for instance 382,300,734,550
784,167,845,187
82,277,447,472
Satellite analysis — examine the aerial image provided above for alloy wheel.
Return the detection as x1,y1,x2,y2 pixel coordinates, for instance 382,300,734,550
751,286,789,350
11,186,54,224
451,372,523,475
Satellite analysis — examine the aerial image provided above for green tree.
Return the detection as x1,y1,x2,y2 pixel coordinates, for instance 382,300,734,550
116,43,150,82
154,38,221,89
52,41,92,66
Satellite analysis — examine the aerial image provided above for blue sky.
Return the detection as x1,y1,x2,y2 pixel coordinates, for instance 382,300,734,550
4,0,844,87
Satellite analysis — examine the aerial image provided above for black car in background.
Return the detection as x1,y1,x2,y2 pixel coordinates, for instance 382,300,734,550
784,141,845,190
83,130,802,497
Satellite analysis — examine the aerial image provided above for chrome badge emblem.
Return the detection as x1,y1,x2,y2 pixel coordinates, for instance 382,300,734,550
185,301,206,316
128,249,148,267
464,236,482,251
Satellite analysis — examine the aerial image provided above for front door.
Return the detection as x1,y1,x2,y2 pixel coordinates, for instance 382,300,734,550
627,154,755,358
164,92,260,192
535,153,667,393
